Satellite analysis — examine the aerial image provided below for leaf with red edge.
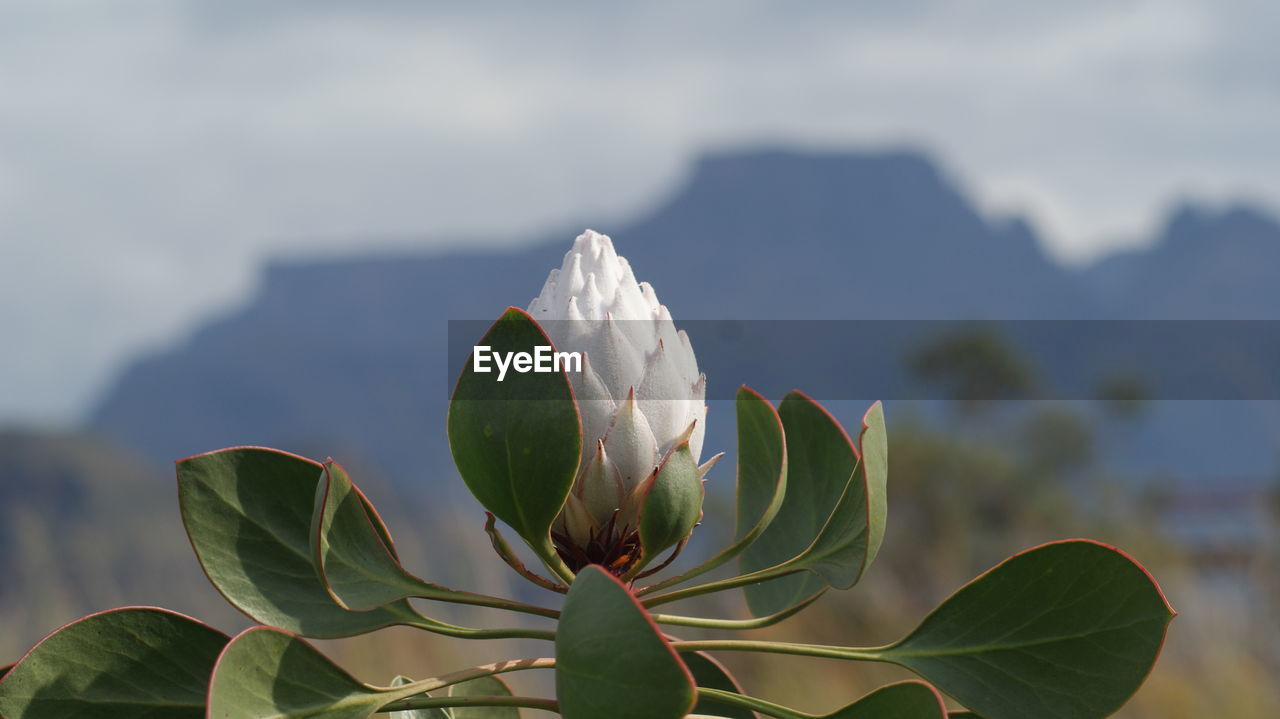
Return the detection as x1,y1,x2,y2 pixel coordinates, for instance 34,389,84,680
877,540,1175,719
312,460,544,616
684,652,756,719
0,607,228,719
556,566,695,719
177,446,419,637
207,626,428,719
743,396,886,617
448,307,582,555
822,681,947,718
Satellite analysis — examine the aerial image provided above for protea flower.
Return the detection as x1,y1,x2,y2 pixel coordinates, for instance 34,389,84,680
529,230,717,574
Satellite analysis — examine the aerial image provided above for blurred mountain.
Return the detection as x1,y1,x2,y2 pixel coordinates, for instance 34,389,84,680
1084,203,1280,318
84,148,1280,483
86,149,1097,481
618,149,1091,319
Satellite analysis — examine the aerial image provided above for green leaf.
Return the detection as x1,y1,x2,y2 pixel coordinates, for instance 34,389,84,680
557,566,695,719
208,626,402,719
0,664,11,680
878,540,1175,719
743,393,868,616
734,386,788,544
448,307,582,553
638,442,704,565
793,401,887,588
822,681,947,719
313,460,474,611
684,653,755,719
177,446,417,637
312,462,559,631
447,675,520,719
0,607,228,719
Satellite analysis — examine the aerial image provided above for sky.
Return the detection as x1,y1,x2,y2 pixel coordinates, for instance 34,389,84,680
2,0,1280,424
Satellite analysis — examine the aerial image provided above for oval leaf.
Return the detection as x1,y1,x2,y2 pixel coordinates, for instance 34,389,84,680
743,392,861,616
177,446,417,637
879,540,1175,719
684,652,756,719
638,442,704,564
448,308,582,551
557,566,695,719
208,627,395,719
0,607,228,719
822,680,947,719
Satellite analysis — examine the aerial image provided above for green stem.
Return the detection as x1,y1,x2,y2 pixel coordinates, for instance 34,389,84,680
696,688,813,719
634,529,761,596
534,536,578,585
651,589,825,630
381,694,559,714
672,639,886,663
381,657,556,702
421,588,561,619
640,564,805,608
405,619,555,641
394,605,555,641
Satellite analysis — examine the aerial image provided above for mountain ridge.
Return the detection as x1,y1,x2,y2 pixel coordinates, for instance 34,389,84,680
85,147,1280,480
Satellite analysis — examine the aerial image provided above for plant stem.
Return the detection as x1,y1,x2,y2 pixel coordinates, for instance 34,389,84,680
640,565,805,608
394,605,554,641
380,694,559,714
535,536,578,585
651,589,825,630
634,529,759,596
672,639,886,662
422,588,561,619
383,657,556,700
696,688,813,719
404,619,556,641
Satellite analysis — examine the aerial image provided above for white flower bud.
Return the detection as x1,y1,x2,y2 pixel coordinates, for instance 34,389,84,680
530,230,711,563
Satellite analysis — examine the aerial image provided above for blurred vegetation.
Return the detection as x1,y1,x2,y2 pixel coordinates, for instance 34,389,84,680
1,331,1276,717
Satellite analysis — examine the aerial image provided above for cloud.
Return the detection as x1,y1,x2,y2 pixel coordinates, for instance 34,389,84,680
1,0,1278,421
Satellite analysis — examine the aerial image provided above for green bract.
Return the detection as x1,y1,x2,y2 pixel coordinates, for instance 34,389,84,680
0,299,1175,717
